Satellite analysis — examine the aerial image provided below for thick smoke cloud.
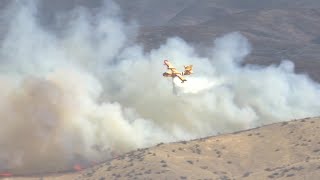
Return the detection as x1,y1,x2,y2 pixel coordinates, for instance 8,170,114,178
0,0,320,174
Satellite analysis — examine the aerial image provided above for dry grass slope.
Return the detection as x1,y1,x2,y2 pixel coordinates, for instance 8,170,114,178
6,117,320,180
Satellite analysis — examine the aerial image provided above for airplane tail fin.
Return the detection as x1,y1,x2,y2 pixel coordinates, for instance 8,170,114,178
183,65,193,75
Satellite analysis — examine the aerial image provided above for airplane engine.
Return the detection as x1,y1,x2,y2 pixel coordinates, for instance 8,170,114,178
163,72,171,77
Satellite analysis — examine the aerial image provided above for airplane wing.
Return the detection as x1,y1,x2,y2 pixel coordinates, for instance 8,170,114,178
176,74,187,83
171,68,182,75
165,70,173,75
164,60,175,69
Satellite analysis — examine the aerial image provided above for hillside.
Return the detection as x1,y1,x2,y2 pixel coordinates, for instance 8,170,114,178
7,117,320,180
1,0,320,81
0,1,320,179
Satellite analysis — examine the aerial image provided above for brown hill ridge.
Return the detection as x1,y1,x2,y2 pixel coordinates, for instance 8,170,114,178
7,117,320,180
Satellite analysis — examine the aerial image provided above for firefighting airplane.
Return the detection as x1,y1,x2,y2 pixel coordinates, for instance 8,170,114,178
162,60,193,83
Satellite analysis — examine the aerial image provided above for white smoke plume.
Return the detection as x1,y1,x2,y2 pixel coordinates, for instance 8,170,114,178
0,0,320,174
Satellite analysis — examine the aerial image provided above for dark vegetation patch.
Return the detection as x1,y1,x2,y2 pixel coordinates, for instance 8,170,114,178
156,142,164,146
286,174,295,177
181,141,187,144
144,169,152,174
186,160,193,164
219,175,231,180
313,149,320,153
242,172,251,177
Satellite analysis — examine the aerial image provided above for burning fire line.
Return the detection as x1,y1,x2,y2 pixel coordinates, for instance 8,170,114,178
0,172,13,177
73,161,99,172
73,165,83,171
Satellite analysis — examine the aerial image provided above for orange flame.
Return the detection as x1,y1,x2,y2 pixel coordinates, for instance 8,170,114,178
73,164,83,171
0,172,12,177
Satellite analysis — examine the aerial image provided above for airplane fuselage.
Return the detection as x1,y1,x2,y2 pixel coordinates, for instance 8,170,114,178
163,60,192,83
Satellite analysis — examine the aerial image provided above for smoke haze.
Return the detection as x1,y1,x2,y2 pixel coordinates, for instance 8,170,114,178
0,0,320,174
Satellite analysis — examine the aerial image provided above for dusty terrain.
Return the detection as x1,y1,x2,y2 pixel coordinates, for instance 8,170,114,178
4,117,320,180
